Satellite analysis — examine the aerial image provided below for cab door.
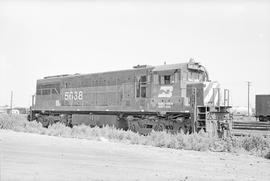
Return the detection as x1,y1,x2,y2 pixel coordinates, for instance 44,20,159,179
135,71,151,109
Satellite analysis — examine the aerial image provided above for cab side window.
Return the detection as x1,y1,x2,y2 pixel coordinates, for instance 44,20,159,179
164,75,171,84
159,75,174,85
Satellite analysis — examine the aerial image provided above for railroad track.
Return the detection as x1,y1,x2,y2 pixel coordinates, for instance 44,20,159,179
232,121,270,137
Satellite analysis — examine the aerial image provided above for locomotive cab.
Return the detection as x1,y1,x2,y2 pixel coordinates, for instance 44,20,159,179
151,60,210,113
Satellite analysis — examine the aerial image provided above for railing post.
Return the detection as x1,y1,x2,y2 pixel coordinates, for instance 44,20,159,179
192,88,197,132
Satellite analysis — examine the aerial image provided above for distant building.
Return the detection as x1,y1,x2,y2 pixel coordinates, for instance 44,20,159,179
11,109,20,114
0,106,28,114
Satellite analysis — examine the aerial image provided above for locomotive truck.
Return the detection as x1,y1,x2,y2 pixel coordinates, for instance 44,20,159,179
28,59,231,136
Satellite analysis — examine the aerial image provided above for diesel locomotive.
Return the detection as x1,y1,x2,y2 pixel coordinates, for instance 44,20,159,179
28,59,232,136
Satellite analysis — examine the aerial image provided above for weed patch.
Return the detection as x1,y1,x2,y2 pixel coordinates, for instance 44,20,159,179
1,114,270,158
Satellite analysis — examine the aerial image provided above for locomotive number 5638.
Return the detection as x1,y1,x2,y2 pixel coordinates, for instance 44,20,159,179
64,91,83,101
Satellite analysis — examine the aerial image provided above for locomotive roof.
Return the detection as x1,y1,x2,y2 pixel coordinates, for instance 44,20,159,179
38,61,203,82
40,66,150,81
152,63,188,72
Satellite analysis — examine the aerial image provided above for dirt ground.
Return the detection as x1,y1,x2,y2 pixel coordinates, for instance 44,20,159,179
0,130,269,181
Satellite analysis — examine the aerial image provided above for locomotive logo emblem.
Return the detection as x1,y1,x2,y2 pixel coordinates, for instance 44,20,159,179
158,86,173,98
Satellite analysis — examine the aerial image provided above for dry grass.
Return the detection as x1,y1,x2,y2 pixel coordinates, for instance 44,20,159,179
1,114,270,159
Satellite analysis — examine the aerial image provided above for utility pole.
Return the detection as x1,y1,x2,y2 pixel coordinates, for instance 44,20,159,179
247,81,251,117
10,91,13,114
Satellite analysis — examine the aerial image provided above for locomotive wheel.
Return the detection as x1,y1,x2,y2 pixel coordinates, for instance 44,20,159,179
37,116,43,124
153,123,165,132
36,116,50,128
129,122,139,132
41,117,50,128
60,115,72,127
59,114,67,126
178,125,191,134
117,118,129,130
60,118,68,126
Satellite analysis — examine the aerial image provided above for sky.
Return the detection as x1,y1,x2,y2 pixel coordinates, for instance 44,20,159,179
0,0,269,108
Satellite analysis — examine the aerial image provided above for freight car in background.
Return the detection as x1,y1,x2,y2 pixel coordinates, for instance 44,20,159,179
28,59,231,136
256,95,270,122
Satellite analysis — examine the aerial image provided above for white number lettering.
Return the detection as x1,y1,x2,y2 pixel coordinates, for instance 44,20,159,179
74,91,78,100
69,91,73,100
64,92,69,100
78,91,83,100
64,91,83,101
